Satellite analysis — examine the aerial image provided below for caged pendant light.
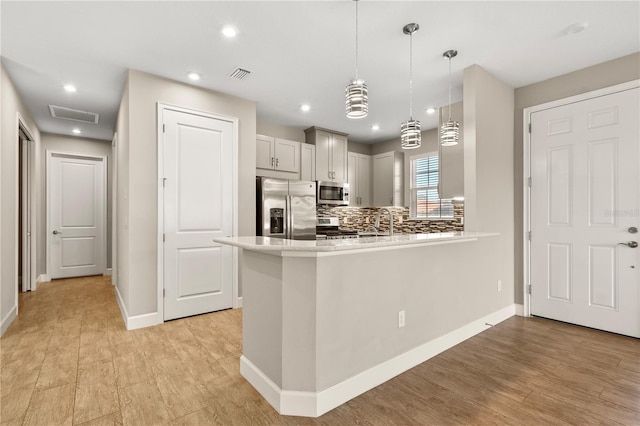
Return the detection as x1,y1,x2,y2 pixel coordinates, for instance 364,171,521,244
441,49,459,146
345,0,368,119
401,23,420,149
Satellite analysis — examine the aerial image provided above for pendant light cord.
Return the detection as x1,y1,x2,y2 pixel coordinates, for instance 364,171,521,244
355,0,359,81
448,56,452,121
409,31,413,120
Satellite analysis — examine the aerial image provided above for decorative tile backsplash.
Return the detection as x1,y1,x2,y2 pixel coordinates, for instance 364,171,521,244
317,204,464,233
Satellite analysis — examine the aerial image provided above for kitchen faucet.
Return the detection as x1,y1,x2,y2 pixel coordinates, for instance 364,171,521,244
374,208,394,236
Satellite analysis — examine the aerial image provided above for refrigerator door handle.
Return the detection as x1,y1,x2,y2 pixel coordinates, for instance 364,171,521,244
285,195,291,239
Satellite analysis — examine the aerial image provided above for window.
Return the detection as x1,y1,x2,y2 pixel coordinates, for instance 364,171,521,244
410,153,454,219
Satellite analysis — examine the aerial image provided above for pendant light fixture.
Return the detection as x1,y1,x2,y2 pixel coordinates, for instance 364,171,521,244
441,49,459,146
401,23,420,149
345,0,368,119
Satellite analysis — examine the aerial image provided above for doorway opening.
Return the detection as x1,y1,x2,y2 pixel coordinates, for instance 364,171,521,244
18,121,35,294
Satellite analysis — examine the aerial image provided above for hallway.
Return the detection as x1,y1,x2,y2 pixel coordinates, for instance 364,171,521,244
1,277,639,425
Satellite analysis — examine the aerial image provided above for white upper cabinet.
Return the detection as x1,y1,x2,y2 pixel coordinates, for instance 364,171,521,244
300,143,316,181
256,134,300,173
256,134,275,170
373,151,404,206
305,127,348,182
348,152,372,206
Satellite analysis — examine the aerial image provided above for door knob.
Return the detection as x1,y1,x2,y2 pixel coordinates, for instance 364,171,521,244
628,227,638,234
618,241,638,248
52,230,62,235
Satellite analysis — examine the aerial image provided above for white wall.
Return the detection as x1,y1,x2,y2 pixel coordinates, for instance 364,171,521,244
115,78,131,313
463,64,515,302
118,69,256,318
1,62,41,335
39,133,113,277
256,120,305,143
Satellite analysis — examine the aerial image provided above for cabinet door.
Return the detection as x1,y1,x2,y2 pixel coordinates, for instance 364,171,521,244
358,154,372,206
256,134,275,170
347,152,359,206
274,138,300,173
315,130,332,180
301,144,316,181
373,153,394,206
331,133,348,183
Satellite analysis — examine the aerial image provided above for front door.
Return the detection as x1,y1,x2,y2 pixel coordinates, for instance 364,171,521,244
48,153,106,279
530,86,639,337
162,108,234,321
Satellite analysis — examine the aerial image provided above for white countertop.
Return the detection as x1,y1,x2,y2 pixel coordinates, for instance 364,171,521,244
214,232,498,257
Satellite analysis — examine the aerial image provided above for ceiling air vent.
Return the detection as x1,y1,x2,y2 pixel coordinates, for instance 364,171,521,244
229,68,251,80
49,105,99,124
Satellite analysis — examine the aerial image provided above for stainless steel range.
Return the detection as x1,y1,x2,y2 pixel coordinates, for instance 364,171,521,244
316,217,359,240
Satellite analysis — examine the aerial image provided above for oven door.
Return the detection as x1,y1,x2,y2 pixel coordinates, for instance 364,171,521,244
317,181,349,205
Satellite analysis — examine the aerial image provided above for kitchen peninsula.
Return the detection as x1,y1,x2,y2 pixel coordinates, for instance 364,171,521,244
214,232,517,417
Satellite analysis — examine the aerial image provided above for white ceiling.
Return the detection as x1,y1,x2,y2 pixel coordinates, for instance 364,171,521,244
2,1,638,143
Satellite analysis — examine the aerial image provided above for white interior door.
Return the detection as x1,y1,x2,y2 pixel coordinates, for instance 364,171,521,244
162,108,234,321
48,153,106,279
530,87,639,337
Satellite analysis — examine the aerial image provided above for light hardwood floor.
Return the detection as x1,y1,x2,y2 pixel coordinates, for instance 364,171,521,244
1,276,639,425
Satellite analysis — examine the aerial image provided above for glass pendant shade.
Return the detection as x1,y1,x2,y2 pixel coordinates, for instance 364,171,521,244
441,119,459,146
345,80,368,119
401,119,421,149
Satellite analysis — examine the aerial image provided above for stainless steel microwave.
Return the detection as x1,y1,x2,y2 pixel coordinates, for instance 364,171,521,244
317,181,349,206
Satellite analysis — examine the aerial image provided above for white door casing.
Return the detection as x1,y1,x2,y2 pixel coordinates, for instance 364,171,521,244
20,137,31,291
111,133,118,286
161,107,235,321
48,152,107,279
18,117,37,293
529,86,639,338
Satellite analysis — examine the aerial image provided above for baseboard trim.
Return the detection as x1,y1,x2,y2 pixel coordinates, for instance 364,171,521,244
115,286,162,331
236,296,243,308
515,303,524,316
36,274,51,284
104,268,113,276
1,305,18,336
241,304,516,417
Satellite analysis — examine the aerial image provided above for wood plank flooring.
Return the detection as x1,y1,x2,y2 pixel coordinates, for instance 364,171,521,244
1,276,638,425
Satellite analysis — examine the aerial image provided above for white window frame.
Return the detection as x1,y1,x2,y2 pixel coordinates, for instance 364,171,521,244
409,152,454,220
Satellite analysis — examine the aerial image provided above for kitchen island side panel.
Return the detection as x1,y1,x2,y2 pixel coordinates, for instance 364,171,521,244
281,256,318,391
242,250,284,388
315,235,511,391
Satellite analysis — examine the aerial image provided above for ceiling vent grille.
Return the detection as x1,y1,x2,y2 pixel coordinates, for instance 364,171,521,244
49,105,99,124
229,68,251,80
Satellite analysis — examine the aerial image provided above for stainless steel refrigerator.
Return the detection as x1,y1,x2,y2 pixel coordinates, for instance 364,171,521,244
256,177,317,240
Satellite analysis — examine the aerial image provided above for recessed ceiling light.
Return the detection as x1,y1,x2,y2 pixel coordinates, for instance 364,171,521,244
371,124,380,131
300,104,311,112
425,107,436,114
563,21,589,35
72,128,81,134
187,72,201,81
63,84,76,93
222,25,238,38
